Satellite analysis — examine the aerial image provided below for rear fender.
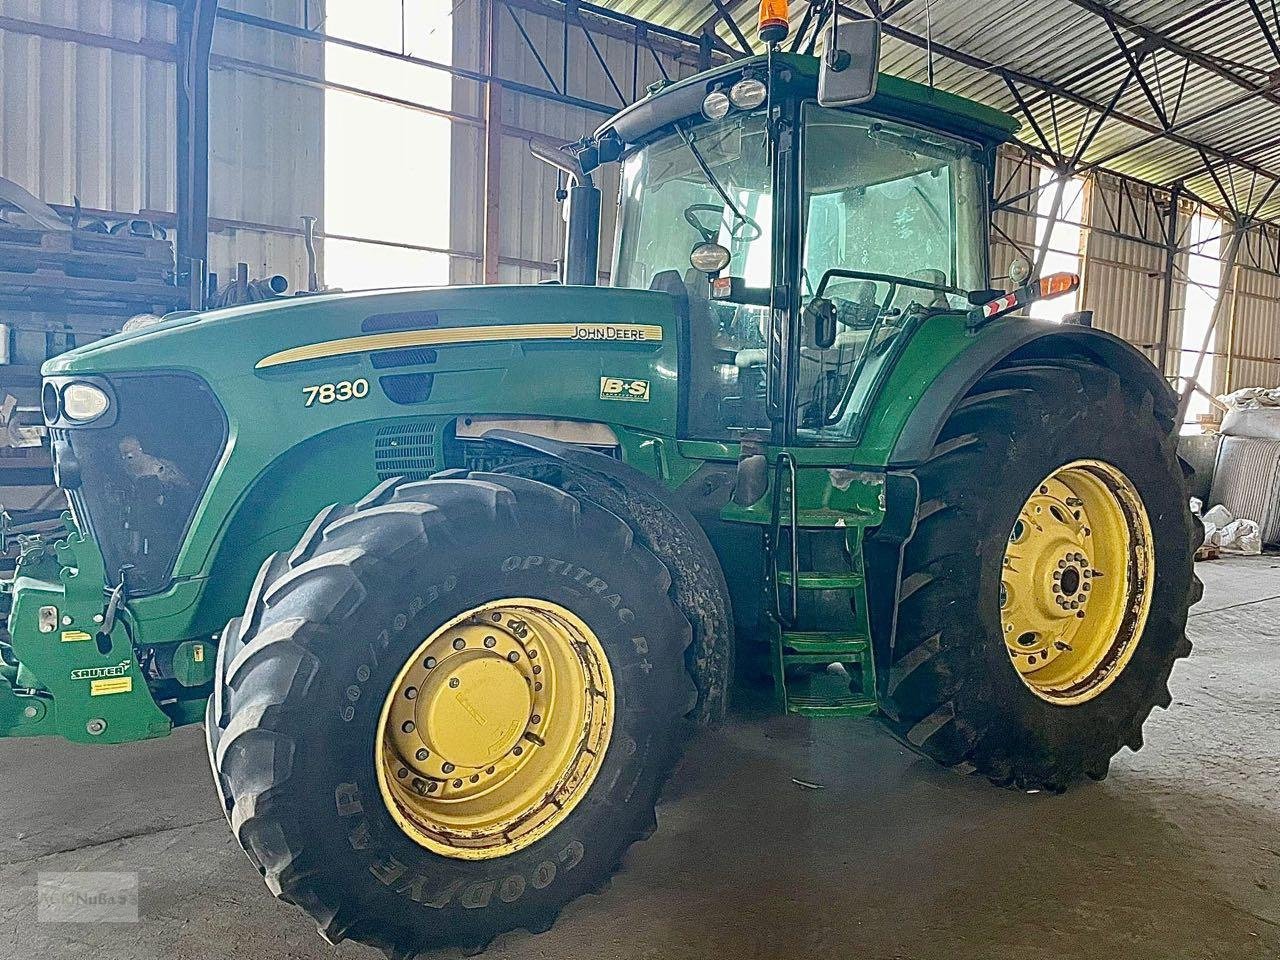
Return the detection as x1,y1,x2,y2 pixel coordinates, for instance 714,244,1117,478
890,322,1175,467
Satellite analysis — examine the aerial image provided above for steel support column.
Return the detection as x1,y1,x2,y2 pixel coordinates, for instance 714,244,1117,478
483,0,503,284
1177,222,1245,423
176,0,218,307
1157,184,1182,375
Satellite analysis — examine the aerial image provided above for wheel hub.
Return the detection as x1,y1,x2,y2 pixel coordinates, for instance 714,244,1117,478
376,599,614,860
1000,460,1154,705
418,654,532,769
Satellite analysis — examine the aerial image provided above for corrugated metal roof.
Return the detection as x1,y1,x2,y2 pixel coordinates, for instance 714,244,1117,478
596,0,1280,222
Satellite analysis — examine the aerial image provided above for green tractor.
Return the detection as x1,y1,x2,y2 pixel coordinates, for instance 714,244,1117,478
1,20,1199,957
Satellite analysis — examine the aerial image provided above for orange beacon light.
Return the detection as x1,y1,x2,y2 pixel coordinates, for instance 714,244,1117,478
759,0,790,45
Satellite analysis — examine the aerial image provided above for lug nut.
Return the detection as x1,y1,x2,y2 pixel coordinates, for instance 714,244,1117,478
508,652,520,663
416,748,429,761
442,762,455,773
449,678,460,688
402,720,415,733
424,657,436,668
405,686,417,700
484,636,496,648
452,638,465,650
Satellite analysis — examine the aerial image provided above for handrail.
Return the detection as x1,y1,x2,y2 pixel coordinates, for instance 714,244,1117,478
769,452,800,626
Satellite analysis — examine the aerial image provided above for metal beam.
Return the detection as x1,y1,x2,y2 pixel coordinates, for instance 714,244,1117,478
709,0,755,57
1062,0,1280,110
1245,0,1280,66
175,0,217,307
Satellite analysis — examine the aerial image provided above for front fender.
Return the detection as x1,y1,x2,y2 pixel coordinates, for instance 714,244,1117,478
481,430,735,725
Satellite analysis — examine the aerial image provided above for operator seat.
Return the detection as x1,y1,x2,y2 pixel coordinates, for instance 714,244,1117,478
893,268,951,310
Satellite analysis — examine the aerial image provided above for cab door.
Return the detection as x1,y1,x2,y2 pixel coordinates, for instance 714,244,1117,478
792,102,989,445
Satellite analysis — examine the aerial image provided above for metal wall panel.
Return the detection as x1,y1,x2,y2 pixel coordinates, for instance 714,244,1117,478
450,0,700,285
0,0,322,292
1220,256,1280,394
1080,173,1188,372
989,145,1037,288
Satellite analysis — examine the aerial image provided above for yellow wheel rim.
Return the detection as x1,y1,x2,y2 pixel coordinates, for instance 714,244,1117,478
1000,460,1155,706
375,598,614,860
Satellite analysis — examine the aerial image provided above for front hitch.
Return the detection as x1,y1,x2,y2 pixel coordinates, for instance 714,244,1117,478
1,521,170,743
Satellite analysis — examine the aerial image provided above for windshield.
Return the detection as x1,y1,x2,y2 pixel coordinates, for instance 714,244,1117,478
613,112,774,439
614,112,772,291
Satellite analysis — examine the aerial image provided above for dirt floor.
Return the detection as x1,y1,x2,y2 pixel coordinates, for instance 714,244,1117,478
0,555,1276,960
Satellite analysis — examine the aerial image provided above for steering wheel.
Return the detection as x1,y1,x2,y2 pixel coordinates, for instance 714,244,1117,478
683,203,762,244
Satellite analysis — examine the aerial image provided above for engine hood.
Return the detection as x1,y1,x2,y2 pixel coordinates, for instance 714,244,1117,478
44,283,684,441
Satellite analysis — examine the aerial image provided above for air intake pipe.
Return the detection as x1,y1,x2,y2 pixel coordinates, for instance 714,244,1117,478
530,141,600,286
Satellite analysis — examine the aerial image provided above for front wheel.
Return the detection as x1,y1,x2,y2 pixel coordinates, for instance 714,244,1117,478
880,358,1201,790
206,474,694,955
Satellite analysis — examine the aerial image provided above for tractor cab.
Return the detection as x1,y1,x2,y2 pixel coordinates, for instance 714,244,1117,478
558,26,1016,448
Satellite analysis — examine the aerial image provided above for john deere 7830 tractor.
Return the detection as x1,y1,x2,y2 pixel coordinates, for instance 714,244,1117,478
1,16,1199,956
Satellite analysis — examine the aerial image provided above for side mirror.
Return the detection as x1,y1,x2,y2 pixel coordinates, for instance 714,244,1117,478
804,298,838,349
818,19,881,108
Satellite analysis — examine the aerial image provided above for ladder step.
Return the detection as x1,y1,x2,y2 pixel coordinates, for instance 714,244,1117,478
786,695,878,717
776,570,864,589
780,631,870,659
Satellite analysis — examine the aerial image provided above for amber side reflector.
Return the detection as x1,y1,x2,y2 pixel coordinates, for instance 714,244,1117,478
1038,272,1080,298
968,271,1081,329
759,0,790,42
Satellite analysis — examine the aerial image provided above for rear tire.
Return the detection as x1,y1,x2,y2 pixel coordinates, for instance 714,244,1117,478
206,474,694,955
880,359,1200,790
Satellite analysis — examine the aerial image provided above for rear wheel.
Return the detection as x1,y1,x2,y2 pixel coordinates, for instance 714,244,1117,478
207,474,694,954
880,359,1200,790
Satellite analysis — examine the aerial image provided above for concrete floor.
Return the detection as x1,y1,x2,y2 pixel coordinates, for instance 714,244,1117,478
1,556,1277,960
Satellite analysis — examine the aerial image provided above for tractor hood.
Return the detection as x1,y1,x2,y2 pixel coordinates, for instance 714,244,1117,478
44,283,682,439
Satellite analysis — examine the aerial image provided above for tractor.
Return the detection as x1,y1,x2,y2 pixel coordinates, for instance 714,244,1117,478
0,15,1200,957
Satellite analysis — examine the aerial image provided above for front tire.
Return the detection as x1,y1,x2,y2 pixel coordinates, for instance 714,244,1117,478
207,474,694,954
880,358,1200,790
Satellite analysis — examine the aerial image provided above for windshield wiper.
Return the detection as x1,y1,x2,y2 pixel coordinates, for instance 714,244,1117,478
674,122,751,234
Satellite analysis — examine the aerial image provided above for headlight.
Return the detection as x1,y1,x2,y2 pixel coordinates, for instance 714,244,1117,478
729,78,767,110
61,382,111,423
702,89,731,121
690,242,732,275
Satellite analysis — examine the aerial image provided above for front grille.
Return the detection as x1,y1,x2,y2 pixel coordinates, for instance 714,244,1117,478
374,421,441,480
56,373,227,595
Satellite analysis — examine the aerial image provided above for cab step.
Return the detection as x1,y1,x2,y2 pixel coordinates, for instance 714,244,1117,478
779,630,870,661
773,629,877,717
775,571,864,589
784,692,879,717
